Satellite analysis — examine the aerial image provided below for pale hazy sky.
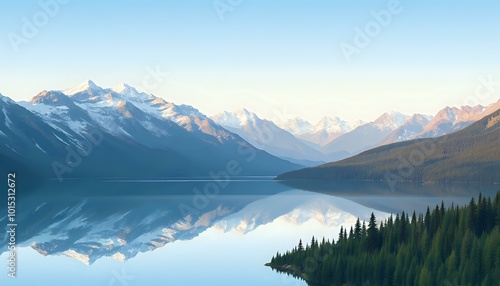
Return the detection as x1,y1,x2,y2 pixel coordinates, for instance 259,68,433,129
1,0,500,123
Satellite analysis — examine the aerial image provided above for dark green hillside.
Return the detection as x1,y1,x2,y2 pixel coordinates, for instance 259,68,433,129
277,109,500,182
268,192,500,286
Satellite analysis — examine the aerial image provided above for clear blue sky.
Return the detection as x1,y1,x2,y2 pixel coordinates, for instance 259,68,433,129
1,0,500,122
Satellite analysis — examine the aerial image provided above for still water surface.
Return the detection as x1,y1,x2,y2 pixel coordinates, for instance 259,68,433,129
0,178,497,285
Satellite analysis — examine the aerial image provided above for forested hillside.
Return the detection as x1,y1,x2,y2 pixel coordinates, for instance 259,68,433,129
268,192,500,286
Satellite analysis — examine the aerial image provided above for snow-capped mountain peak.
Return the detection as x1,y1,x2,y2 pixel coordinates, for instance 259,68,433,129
379,113,433,145
373,111,408,129
20,81,240,143
0,93,14,104
111,83,139,95
235,108,259,123
279,116,365,147
456,105,486,122
110,83,154,103
404,113,432,125
279,117,313,135
430,105,485,126
212,108,261,129
211,108,327,162
315,116,337,128
416,104,486,138
313,116,349,134
62,80,104,96
30,90,74,106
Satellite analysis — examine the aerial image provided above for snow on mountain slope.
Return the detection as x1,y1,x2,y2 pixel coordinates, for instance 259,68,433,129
382,100,499,144
380,114,432,145
1,106,12,129
373,111,409,130
280,117,313,135
215,110,408,162
417,105,486,138
24,80,238,144
280,116,365,146
322,111,409,160
4,82,300,178
470,98,500,121
0,93,11,103
0,94,15,130
23,90,92,135
212,108,326,164
303,117,354,146
0,94,96,176
63,79,102,96
313,116,356,134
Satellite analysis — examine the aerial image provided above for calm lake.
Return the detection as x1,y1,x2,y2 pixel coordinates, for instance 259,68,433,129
1,178,498,285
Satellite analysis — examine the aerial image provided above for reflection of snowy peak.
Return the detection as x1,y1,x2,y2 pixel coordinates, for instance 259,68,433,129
5,181,393,266
214,190,388,235
2,180,292,265
23,199,240,265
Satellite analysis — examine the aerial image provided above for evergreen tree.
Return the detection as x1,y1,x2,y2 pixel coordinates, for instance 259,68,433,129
355,218,362,239
467,198,478,234
366,212,379,251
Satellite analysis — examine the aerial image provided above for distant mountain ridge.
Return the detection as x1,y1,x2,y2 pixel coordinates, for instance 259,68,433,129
212,109,326,166
380,114,432,145
277,108,500,183
321,101,499,160
417,105,486,138
280,116,365,146
386,102,500,143
321,111,410,160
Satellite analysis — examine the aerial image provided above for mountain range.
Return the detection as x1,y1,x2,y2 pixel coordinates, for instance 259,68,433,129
214,101,499,163
1,80,499,181
277,108,500,183
279,116,365,146
0,80,300,181
321,111,410,160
